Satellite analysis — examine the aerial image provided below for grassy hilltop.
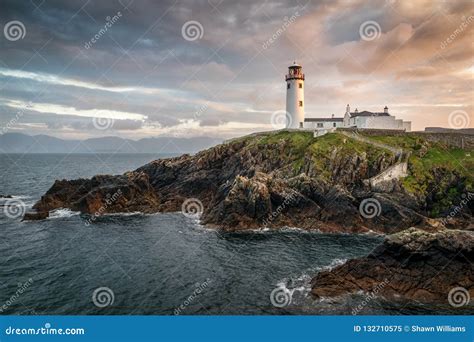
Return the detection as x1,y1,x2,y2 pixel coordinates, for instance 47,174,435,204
236,130,473,218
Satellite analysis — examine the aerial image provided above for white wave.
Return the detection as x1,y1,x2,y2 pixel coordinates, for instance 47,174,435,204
362,229,386,236
193,225,216,233
0,194,33,201
48,208,80,219
281,226,322,233
322,258,347,271
11,195,32,199
0,195,35,208
244,226,322,234
101,211,143,217
275,258,349,302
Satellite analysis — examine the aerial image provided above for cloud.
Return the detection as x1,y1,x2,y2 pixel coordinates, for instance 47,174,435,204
0,68,191,98
0,0,472,140
4,99,147,121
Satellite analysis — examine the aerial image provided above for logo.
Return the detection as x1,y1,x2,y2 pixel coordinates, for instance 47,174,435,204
448,110,470,129
359,21,381,41
3,198,26,219
92,287,115,308
181,198,204,219
359,198,382,219
448,287,470,307
271,110,292,129
270,286,292,308
92,117,114,130
4,21,26,41
181,21,204,41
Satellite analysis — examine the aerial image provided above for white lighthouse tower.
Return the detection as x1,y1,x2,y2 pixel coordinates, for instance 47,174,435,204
285,61,305,129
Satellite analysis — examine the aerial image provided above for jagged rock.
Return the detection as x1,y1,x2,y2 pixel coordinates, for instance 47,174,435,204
311,228,474,303
22,211,49,221
0,194,13,198
33,173,160,215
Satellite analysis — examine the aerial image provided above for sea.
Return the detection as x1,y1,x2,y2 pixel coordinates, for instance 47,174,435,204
0,154,469,315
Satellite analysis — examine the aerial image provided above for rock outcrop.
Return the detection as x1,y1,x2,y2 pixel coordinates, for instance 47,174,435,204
27,131,473,233
33,173,161,215
311,228,474,303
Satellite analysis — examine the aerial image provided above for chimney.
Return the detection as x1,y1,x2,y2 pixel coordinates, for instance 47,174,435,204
331,114,334,118
384,106,388,114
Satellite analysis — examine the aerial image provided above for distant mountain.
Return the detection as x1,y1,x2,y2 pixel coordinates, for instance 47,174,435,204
0,133,222,154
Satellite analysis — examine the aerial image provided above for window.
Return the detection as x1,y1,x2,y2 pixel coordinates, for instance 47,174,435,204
287,83,290,89
299,101,303,107
317,123,323,128
333,122,336,127
299,83,302,88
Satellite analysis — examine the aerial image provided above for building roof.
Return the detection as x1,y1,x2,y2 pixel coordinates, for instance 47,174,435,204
350,111,390,118
304,117,344,122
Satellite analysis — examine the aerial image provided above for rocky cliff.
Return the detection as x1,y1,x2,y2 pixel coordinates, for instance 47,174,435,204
311,228,474,304
30,130,473,233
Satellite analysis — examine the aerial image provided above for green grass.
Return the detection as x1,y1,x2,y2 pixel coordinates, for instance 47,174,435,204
256,131,315,172
356,133,472,182
366,134,421,150
256,130,313,148
232,131,473,199
308,133,393,177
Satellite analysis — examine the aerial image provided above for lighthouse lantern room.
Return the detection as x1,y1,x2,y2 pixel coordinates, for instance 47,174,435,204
285,61,305,129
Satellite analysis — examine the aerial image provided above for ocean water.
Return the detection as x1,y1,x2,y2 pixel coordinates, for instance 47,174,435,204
0,154,468,315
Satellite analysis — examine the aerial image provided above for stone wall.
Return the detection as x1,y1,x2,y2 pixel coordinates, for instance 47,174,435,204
338,128,474,149
366,162,408,192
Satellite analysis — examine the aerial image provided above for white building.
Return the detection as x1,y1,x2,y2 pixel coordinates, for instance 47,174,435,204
284,62,411,132
303,104,411,133
341,104,411,131
285,62,305,129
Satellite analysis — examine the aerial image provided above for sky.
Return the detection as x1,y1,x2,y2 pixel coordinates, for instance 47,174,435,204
0,0,473,140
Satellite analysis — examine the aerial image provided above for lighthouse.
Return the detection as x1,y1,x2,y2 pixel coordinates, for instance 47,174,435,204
285,61,305,129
